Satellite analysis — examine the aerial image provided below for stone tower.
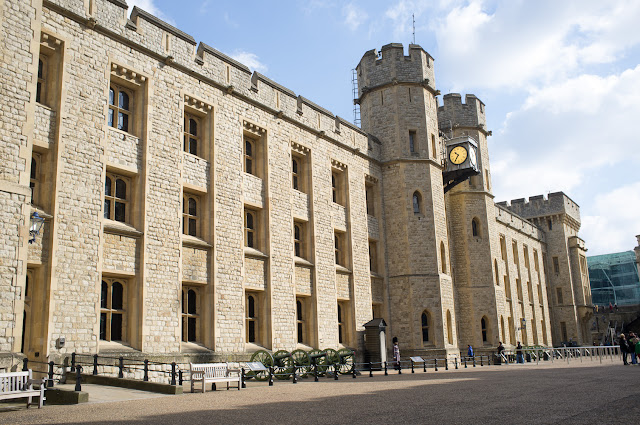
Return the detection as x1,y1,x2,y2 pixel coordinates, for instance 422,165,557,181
438,94,504,350
356,44,458,357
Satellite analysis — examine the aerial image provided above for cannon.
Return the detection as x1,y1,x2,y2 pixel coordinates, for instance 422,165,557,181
337,348,355,375
272,350,295,380
308,349,329,378
248,350,274,381
291,349,311,378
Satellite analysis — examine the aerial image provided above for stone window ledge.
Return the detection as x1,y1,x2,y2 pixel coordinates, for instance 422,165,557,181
335,265,352,274
244,246,268,259
370,271,383,279
182,234,211,249
294,257,314,267
103,219,143,238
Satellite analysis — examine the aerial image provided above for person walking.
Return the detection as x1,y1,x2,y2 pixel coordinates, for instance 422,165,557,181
467,344,474,358
636,336,640,365
620,334,629,365
392,337,400,371
629,333,638,365
516,341,524,364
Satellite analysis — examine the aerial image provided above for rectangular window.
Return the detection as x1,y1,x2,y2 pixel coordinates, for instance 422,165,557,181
512,241,519,265
334,231,346,267
181,286,200,342
365,183,375,216
431,134,437,158
183,193,199,237
523,246,529,269
104,172,129,223
409,131,417,154
291,153,308,193
30,154,41,206
293,221,306,259
100,279,126,342
296,297,307,344
500,236,507,262
553,257,560,274
369,240,378,273
244,137,256,176
246,292,260,344
556,288,563,305
560,321,568,342
36,54,47,105
337,301,348,344
331,168,346,206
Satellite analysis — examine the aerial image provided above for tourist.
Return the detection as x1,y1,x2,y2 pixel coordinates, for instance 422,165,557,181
629,333,638,365
467,344,474,358
516,341,524,363
619,334,629,365
636,336,640,365
392,337,400,370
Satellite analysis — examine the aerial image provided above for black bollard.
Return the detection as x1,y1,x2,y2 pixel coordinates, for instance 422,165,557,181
368,362,373,377
334,363,339,380
241,368,246,389
22,357,28,372
93,354,98,376
292,365,298,384
455,357,458,369
486,355,490,367
118,357,124,378
398,360,402,374
47,361,55,388
352,362,357,379
268,367,274,386
411,359,415,373
384,361,388,376
179,370,183,386
473,356,476,367
434,359,438,371
170,362,176,386
423,359,427,372
71,352,76,372
445,358,448,371
313,360,319,382
480,356,484,366
74,366,82,392
143,359,149,382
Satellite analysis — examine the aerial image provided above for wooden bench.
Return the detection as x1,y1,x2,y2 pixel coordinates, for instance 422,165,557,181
190,363,241,393
0,370,46,408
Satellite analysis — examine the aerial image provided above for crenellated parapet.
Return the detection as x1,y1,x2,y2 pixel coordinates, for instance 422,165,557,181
498,191,581,229
437,93,487,134
355,43,437,101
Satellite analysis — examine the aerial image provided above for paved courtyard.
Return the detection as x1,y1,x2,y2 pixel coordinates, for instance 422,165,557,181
1,361,639,424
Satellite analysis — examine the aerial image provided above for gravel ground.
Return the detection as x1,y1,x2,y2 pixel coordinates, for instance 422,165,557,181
1,360,638,424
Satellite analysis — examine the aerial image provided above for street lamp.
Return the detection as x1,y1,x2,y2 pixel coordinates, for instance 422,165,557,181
29,211,45,244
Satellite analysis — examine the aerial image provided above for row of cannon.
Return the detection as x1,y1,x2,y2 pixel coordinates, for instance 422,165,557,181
248,348,355,381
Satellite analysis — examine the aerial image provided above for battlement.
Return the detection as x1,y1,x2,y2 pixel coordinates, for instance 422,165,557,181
356,43,436,98
437,93,486,130
498,191,581,225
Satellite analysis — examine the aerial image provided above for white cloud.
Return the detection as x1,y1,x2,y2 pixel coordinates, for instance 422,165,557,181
230,50,268,73
343,3,368,31
127,0,176,26
581,182,640,255
199,1,211,15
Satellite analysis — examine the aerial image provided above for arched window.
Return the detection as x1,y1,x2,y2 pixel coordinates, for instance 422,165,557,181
104,173,128,222
181,288,198,342
494,259,499,286
413,192,421,215
247,294,257,343
184,115,199,156
245,210,255,248
100,279,125,342
440,241,447,274
421,311,430,344
481,317,488,343
472,217,480,237
245,139,255,175
337,303,344,344
183,195,198,237
108,84,131,132
292,158,299,190
332,174,337,203
446,310,453,345
30,156,39,204
296,299,304,343
294,223,301,257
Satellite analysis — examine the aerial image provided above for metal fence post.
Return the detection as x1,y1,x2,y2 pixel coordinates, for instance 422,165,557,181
480,356,483,367
352,362,357,379
22,357,28,372
71,352,76,372
455,357,458,369
268,367,274,386
473,356,476,367
314,360,319,382
334,363,339,380
179,370,183,386
445,358,448,371
241,368,246,388
170,362,176,386
434,359,438,372
118,357,124,379
398,360,402,374
93,354,98,375
47,361,55,388
423,359,427,372
292,365,298,384
411,359,415,373
75,366,83,392
464,357,467,368
384,361,388,376
143,359,149,382
368,362,373,377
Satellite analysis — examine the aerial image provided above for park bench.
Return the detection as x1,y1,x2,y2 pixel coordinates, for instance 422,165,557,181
0,370,46,408
190,363,241,393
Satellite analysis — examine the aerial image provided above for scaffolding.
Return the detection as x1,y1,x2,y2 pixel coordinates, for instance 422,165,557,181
588,251,640,307
351,69,361,127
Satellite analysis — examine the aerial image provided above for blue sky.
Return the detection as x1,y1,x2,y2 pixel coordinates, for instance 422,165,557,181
129,0,640,256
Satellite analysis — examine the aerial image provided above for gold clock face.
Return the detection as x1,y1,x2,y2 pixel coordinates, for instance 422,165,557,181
449,146,468,165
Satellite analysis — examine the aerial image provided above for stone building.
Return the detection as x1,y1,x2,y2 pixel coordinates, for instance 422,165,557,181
0,0,592,369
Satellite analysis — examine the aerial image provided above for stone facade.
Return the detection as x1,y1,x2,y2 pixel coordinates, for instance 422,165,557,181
0,0,591,369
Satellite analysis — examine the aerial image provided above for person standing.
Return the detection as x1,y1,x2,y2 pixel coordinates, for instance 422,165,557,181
516,341,524,364
620,334,629,365
629,333,638,365
392,337,400,370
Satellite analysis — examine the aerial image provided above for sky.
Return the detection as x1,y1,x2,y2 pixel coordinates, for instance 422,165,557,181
128,0,640,256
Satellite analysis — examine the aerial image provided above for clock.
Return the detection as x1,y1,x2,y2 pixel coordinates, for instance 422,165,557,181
449,145,467,165
468,147,477,167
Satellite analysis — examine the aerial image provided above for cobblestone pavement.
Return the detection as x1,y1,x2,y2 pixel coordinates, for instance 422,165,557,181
1,361,639,424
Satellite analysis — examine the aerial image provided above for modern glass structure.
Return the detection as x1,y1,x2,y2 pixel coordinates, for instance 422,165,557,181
588,251,640,307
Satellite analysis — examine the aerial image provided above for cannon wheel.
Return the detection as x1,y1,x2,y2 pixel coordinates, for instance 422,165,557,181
291,349,311,378
308,349,328,376
249,350,273,381
337,348,355,374
324,348,340,374
273,350,294,380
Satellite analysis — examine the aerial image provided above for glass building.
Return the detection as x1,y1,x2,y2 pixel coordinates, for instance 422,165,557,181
588,251,640,307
